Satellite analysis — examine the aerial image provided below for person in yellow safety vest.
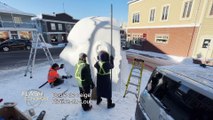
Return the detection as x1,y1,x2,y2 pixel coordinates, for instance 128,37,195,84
94,50,115,109
75,53,95,111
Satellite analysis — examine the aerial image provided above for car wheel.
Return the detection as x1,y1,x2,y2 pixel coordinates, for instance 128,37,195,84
2,46,9,52
26,45,31,50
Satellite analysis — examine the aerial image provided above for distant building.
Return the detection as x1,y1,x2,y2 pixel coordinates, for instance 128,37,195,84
34,13,78,44
0,2,36,42
127,0,213,59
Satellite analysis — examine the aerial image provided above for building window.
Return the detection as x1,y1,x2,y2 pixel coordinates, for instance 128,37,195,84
132,13,140,23
51,23,56,30
202,39,211,48
13,17,22,23
58,24,63,31
20,31,32,40
10,31,18,39
0,31,9,42
131,34,143,45
150,8,155,22
161,5,169,21
182,0,193,18
210,2,213,16
155,34,169,44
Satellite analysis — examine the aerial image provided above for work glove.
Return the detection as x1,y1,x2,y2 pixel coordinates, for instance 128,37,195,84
91,83,95,89
110,55,114,64
62,75,68,79
60,64,64,69
67,75,73,78
110,55,114,61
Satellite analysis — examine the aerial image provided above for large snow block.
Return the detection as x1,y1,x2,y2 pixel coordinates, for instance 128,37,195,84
60,16,121,90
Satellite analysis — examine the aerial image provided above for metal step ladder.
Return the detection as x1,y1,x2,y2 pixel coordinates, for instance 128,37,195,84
123,58,144,99
24,32,54,78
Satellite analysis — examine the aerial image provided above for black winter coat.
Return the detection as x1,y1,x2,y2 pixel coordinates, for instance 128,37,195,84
94,54,114,99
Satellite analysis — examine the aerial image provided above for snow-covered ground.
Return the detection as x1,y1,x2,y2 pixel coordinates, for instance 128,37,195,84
0,51,151,120
1,48,213,120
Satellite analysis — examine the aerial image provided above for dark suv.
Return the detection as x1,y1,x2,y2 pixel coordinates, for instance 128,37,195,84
0,39,32,52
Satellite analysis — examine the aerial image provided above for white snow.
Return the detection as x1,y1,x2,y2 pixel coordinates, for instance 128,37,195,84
32,42,66,49
1,47,212,119
0,2,35,16
0,52,151,120
126,49,186,63
60,17,122,91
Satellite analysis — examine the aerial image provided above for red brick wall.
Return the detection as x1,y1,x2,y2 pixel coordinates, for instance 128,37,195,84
127,27,198,57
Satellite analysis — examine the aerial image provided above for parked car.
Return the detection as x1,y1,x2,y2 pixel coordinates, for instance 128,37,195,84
135,64,213,120
0,39,32,52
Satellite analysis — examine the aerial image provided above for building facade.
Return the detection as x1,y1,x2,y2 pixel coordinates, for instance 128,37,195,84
127,0,213,59
35,13,78,44
0,2,36,42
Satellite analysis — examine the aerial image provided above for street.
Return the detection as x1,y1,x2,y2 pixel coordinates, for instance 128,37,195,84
0,49,176,71
0,47,64,70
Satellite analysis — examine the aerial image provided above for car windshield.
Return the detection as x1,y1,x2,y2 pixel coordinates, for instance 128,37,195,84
146,72,213,120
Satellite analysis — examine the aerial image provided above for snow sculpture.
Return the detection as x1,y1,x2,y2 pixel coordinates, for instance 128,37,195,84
60,17,121,90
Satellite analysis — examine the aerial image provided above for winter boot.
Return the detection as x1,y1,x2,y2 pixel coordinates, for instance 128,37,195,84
107,99,115,109
83,105,92,111
97,97,102,105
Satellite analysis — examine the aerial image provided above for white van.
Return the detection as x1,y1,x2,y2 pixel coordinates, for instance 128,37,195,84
135,64,213,120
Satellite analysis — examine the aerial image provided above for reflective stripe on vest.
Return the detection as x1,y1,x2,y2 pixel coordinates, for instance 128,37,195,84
98,61,110,75
75,63,85,87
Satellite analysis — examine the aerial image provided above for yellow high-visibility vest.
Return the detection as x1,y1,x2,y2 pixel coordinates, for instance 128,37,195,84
75,62,85,87
98,61,110,75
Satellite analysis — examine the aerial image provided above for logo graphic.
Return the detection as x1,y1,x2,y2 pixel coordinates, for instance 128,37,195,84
22,89,48,107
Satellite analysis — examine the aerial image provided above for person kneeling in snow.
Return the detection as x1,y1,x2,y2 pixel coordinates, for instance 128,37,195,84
48,63,67,88
94,51,115,109
75,53,95,111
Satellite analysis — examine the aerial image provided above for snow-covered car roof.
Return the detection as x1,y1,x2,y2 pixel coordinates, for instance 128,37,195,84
156,64,213,99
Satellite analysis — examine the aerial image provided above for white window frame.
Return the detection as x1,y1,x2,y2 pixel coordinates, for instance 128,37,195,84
13,17,22,23
132,12,140,23
155,34,169,44
209,1,213,17
58,24,63,31
181,0,193,20
50,23,56,30
132,33,143,45
161,4,170,21
149,8,156,22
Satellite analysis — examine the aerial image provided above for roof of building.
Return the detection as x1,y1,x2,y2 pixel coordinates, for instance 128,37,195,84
36,13,79,23
157,64,213,99
0,1,35,16
128,0,141,4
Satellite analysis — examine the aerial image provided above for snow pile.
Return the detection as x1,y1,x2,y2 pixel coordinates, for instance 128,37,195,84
60,17,122,90
32,42,66,49
127,49,185,63
37,42,53,48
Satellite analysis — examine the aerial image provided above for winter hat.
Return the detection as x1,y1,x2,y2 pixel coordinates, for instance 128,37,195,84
79,53,87,59
98,51,109,61
52,63,59,69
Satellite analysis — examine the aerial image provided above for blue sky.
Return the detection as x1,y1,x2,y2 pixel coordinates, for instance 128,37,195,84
0,0,129,23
